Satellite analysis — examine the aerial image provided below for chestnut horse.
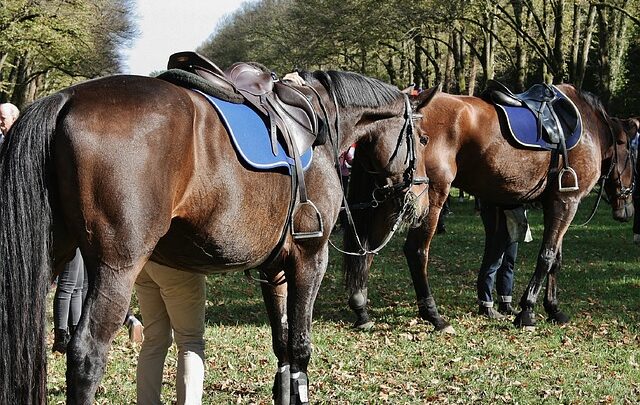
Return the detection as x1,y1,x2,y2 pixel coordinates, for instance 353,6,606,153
0,71,428,404
344,84,636,332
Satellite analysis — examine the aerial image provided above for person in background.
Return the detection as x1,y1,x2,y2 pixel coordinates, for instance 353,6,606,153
338,143,356,229
632,128,640,244
0,102,20,146
135,260,207,405
52,248,87,353
476,200,531,319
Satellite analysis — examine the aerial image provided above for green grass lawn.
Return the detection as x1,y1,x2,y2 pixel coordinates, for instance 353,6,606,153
47,194,640,404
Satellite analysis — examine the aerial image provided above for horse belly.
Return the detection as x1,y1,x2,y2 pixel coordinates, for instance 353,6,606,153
150,217,271,273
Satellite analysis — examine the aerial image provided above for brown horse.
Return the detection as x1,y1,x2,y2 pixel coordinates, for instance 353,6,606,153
0,70,428,404
344,84,636,332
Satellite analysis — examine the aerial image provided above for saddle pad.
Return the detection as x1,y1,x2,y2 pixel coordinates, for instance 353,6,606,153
495,85,582,150
196,90,313,172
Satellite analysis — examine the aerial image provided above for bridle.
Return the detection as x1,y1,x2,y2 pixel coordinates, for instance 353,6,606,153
307,77,428,256
575,119,634,226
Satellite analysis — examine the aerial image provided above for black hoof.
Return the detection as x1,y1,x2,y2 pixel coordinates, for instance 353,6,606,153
513,310,536,329
547,310,570,324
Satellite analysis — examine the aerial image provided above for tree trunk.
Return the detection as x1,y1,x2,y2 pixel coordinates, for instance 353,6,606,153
511,0,527,92
551,0,565,83
413,33,423,89
597,6,612,107
576,4,597,89
468,55,478,96
569,2,581,83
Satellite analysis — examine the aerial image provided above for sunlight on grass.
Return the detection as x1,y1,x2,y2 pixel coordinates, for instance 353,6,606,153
46,195,640,403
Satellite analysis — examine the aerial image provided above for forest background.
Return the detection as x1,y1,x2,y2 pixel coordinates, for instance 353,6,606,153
1,0,639,116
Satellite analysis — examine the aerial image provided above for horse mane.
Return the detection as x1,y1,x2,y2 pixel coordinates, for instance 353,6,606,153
299,70,402,108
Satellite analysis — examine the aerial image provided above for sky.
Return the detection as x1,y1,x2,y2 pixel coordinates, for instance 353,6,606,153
122,0,249,76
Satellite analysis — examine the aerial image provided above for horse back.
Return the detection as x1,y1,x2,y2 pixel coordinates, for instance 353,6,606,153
418,92,554,203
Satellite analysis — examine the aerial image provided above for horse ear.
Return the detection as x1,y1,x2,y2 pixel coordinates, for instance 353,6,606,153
411,83,442,111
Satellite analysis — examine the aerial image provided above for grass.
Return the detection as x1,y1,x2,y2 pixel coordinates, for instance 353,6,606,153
46,194,640,404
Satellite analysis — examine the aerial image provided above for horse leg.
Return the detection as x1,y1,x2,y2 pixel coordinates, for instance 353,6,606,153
65,259,143,404
347,253,374,329
285,246,328,405
515,198,577,328
260,272,291,404
405,191,453,333
543,247,571,324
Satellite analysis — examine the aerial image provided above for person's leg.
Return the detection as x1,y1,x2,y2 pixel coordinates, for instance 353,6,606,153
135,264,172,405
477,203,508,319
497,240,519,315
52,248,83,353
68,251,86,328
633,185,640,243
145,261,206,405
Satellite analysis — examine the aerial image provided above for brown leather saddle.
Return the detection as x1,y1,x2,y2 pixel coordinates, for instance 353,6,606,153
167,51,325,239
167,51,319,157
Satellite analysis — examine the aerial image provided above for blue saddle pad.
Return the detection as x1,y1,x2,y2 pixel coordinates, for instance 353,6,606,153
196,90,312,172
495,85,582,150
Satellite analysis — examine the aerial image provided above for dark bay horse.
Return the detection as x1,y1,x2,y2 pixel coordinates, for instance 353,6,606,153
344,84,636,332
0,70,428,404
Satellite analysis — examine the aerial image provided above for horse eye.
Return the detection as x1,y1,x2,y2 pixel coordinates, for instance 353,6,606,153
419,134,429,146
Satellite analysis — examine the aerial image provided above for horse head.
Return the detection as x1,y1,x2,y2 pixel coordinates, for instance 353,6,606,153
604,116,637,222
299,70,431,228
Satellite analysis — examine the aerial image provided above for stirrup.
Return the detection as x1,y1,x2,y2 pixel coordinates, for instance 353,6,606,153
558,167,579,192
291,200,324,240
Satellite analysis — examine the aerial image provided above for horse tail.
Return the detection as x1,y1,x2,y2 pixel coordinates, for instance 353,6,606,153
0,92,69,404
342,158,376,294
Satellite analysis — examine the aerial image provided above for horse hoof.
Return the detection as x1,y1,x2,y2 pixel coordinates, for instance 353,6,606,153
353,320,374,330
513,310,536,329
522,325,536,332
436,324,456,335
547,311,570,324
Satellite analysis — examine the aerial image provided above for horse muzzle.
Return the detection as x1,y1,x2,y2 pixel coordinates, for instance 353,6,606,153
612,198,634,222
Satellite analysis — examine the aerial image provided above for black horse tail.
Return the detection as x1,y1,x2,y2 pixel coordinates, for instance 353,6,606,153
342,157,376,294
0,92,68,404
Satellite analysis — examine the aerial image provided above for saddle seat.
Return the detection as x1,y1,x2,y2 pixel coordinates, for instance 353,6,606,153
167,51,319,156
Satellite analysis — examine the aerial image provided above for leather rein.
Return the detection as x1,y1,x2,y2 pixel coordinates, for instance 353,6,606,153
315,82,428,256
